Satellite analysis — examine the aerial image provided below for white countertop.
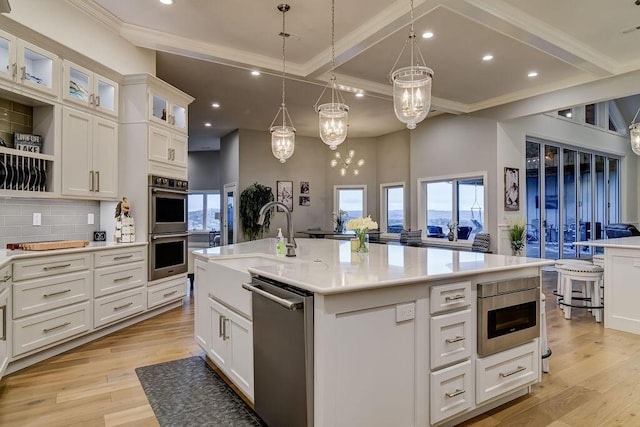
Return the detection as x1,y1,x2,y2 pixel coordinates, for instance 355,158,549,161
574,236,640,249
193,238,553,295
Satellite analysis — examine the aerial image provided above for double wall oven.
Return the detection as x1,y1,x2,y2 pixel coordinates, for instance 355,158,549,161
148,175,188,282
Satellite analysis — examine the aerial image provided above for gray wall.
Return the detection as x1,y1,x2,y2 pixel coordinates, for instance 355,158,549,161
0,199,101,248
188,150,221,190
220,130,239,189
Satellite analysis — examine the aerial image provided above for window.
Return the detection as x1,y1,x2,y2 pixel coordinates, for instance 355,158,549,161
558,108,573,119
585,104,597,126
418,173,486,242
380,183,405,234
334,185,367,222
188,191,221,231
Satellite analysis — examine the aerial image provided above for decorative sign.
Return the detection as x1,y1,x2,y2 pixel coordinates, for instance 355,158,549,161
14,133,42,153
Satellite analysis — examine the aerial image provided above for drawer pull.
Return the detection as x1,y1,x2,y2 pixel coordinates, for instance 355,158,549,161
499,366,527,378
445,389,465,398
113,275,134,283
43,263,72,271
0,275,11,283
43,322,71,333
219,315,224,338
445,294,465,301
43,289,72,298
163,290,178,298
113,302,134,311
1,305,6,341
445,336,465,344
114,255,134,260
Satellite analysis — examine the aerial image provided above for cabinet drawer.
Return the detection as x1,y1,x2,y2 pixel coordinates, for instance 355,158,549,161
13,253,92,282
94,246,146,268
430,281,472,314
147,278,186,309
13,270,91,318
430,360,473,425
94,261,145,297
431,309,472,369
13,301,91,357
476,340,539,404
0,264,11,283
94,288,145,328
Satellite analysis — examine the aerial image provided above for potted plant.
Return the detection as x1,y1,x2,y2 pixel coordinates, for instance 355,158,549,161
240,182,274,240
508,216,526,256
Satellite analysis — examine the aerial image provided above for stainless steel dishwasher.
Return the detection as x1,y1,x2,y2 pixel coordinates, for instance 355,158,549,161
242,276,314,427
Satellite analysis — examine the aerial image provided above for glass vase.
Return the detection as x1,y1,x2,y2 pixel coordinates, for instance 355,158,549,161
353,231,369,253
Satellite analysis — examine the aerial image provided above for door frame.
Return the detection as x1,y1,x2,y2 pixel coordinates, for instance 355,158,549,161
222,182,237,246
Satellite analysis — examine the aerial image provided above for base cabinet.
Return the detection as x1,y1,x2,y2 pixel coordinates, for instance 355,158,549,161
0,264,11,380
430,360,473,425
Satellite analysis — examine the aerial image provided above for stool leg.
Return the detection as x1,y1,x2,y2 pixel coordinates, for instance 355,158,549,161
556,270,563,303
563,275,572,320
541,297,549,373
594,278,603,323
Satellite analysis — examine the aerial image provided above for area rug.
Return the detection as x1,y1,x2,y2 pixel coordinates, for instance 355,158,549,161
135,356,265,427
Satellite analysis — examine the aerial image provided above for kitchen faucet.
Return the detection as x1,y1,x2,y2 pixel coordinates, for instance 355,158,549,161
257,201,297,257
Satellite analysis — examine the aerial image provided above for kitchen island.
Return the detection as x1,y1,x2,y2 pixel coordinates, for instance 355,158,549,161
575,236,640,335
193,239,553,426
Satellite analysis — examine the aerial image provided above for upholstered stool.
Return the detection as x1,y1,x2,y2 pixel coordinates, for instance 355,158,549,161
556,263,604,322
540,292,551,373
554,259,590,303
592,254,604,267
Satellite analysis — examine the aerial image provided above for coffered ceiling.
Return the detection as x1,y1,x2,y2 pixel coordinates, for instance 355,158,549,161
72,0,640,150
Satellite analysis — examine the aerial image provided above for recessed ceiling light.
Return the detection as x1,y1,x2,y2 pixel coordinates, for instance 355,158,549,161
482,54,493,61
251,70,261,76
422,31,434,39
204,122,212,127
211,102,220,108
159,0,173,4
355,93,364,98
528,71,538,77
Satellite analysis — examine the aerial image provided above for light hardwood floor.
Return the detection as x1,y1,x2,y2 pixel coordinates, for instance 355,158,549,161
2,273,640,426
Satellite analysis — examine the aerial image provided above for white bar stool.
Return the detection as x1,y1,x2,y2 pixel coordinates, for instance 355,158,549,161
554,259,590,303
556,263,604,322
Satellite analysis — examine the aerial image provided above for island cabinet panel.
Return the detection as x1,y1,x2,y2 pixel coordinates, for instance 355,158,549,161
430,360,473,425
430,309,472,370
430,281,471,314
194,260,209,350
605,250,640,334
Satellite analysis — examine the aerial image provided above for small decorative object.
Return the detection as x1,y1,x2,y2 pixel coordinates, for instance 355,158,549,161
115,196,131,218
333,209,347,233
346,215,378,253
276,180,293,212
447,221,458,241
14,132,42,153
504,167,520,211
299,195,310,206
93,231,106,241
114,196,135,243
508,216,526,256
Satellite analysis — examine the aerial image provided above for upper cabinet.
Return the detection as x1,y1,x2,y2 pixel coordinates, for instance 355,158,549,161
0,29,59,99
149,90,188,133
63,60,118,118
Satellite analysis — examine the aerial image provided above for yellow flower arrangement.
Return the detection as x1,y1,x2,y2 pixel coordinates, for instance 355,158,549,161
346,216,378,252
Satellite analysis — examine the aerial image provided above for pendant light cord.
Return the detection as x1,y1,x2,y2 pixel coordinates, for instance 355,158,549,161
330,0,336,103
632,107,640,126
281,6,287,127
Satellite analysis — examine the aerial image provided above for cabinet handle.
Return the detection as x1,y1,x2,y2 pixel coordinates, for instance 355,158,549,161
219,315,224,338
20,66,26,81
163,290,178,298
96,95,101,107
0,275,11,283
43,263,72,271
89,93,95,106
89,170,94,191
168,148,171,160
113,275,133,283
445,389,465,398
445,336,465,344
11,63,17,79
1,305,6,341
43,288,72,297
223,318,230,341
113,302,133,311
95,171,100,192
114,255,133,260
499,366,527,378
445,294,465,301
43,322,71,333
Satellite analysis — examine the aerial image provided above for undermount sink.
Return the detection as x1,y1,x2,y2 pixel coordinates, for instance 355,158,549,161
213,255,296,272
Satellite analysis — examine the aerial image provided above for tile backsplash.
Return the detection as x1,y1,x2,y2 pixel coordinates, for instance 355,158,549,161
0,198,100,248
0,98,33,149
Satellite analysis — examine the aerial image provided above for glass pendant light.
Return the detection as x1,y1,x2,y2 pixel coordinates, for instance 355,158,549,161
630,107,640,155
314,0,349,150
329,142,364,176
389,0,433,130
269,4,295,163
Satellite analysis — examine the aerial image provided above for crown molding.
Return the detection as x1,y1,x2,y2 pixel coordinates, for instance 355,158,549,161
65,0,122,34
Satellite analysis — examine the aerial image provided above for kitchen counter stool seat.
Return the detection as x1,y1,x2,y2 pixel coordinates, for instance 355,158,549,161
554,259,590,303
556,263,604,322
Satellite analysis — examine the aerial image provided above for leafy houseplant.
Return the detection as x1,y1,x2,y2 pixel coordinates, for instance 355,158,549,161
240,182,274,241
508,216,527,256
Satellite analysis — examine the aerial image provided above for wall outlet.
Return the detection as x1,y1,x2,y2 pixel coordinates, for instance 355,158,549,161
88,213,94,225
396,302,415,323
32,212,41,226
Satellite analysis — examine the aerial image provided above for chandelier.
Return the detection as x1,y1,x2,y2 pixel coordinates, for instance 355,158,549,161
389,0,433,130
314,0,349,150
329,145,364,176
269,4,295,163
630,107,640,155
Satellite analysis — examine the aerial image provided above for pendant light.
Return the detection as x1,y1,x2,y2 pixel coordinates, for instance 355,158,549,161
630,107,640,155
269,4,295,163
329,143,365,176
314,0,349,150
389,0,433,130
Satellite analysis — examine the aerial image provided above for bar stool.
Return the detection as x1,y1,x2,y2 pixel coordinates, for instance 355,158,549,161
556,263,604,322
554,259,590,303
540,292,551,373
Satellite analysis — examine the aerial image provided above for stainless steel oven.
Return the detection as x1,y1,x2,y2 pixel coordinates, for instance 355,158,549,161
149,232,188,281
477,276,540,357
149,175,188,234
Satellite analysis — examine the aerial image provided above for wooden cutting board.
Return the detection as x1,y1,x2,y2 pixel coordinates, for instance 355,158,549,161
7,240,90,251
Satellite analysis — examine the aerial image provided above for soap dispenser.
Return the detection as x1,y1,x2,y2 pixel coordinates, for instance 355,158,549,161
276,228,285,256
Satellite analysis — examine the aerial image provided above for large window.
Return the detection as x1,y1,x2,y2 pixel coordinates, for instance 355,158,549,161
334,185,366,223
380,183,405,235
418,173,486,241
188,192,221,231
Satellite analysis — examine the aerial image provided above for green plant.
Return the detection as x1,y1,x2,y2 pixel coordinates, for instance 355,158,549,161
508,216,527,255
239,182,274,240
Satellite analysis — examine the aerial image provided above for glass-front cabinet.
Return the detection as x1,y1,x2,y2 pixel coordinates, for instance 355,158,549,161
149,91,187,132
63,60,118,117
0,29,59,98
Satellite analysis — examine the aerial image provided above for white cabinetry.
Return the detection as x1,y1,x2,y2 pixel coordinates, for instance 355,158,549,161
148,126,187,168
149,89,188,132
0,29,59,98
61,107,118,199
605,249,640,334
430,360,473,424
63,60,118,117
0,264,11,380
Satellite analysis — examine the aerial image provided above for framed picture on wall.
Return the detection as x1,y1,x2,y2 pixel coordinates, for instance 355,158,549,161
300,181,309,194
504,167,520,211
277,180,293,212
299,196,310,206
